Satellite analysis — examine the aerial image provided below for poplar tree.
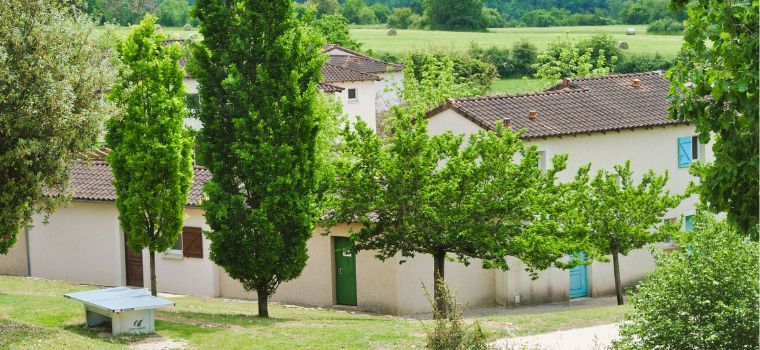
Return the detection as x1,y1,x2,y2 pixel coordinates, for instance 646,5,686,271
0,0,114,254
573,162,682,305
106,15,194,297
191,0,327,318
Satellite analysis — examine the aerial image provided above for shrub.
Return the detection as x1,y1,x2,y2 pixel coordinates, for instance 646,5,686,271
615,53,674,73
424,279,492,350
388,7,415,29
520,9,559,27
406,49,496,93
577,34,623,65
468,44,511,77
612,217,759,350
647,18,685,33
370,3,391,23
509,40,538,77
482,7,503,28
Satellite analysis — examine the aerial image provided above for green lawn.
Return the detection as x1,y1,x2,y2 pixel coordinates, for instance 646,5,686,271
489,78,553,95
0,276,631,349
98,25,682,58
352,25,682,57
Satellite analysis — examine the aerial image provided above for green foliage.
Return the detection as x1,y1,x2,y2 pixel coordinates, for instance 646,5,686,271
667,0,759,240
325,106,584,314
399,55,480,115
306,0,340,17
612,217,759,349
576,34,622,66
481,7,503,28
305,11,362,50
520,9,563,27
468,40,538,78
370,3,392,23
405,49,497,94
614,53,674,73
646,18,683,34
89,0,158,26
572,161,683,304
342,0,376,24
106,15,194,295
0,0,114,254
387,7,416,28
424,279,492,350
191,0,328,317
533,39,617,80
157,0,190,27
426,0,486,31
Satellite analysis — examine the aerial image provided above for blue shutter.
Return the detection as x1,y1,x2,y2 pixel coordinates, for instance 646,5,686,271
685,215,695,231
678,136,693,168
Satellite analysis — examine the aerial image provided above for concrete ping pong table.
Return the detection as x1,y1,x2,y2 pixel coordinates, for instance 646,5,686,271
64,287,174,335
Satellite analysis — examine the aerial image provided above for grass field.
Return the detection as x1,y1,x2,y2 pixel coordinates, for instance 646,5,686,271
489,78,552,95
100,24,682,58
0,276,632,349
352,25,682,57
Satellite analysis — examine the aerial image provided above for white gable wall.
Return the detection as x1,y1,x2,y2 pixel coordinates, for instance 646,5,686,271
332,80,377,132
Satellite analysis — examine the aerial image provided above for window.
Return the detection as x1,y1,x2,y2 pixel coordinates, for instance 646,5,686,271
164,227,204,258
537,151,547,171
186,93,200,118
684,215,695,232
678,136,701,168
347,88,357,101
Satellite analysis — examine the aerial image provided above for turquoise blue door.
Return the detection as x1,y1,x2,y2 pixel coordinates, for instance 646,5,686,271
569,252,589,299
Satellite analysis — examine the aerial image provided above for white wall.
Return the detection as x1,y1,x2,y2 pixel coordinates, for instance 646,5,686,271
376,72,404,114
27,202,124,286
0,229,28,276
333,80,377,132
144,208,220,297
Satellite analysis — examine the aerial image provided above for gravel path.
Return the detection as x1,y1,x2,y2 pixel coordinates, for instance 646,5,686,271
492,323,621,350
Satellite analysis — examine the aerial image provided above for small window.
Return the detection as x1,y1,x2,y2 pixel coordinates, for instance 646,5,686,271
678,136,700,168
167,236,183,255
684,215,695,232
347,88,357,101
537,151,547,171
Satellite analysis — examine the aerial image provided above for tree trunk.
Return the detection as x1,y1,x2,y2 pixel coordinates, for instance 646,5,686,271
612,248,624,305
257,290,269,318
433,250,446,319
149,250,157,297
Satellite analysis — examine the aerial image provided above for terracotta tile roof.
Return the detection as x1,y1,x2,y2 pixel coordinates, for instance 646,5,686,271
48,161,212,207
324,44,405,74
318,82,345,93
426,72,685,139
321,63,380,83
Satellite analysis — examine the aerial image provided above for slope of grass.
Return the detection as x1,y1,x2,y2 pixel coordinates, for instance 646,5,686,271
0,276,632,349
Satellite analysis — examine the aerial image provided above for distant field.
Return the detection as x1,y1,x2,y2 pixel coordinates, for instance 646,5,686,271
352,25,683,57
98,24,682,59
490,78,551,95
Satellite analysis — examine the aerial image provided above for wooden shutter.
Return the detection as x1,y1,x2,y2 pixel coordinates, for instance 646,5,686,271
182,227,203,258
677,136,693,168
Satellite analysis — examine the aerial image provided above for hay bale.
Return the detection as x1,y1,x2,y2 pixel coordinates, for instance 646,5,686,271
618,41,629,49
626,27,636,35
155,23,162,30
183,24,192,31
387,28,397,36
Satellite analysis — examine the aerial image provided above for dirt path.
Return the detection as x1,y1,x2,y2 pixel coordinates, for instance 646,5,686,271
491,323,621,350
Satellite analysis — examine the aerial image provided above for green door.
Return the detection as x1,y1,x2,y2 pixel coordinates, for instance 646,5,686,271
334,237,357,306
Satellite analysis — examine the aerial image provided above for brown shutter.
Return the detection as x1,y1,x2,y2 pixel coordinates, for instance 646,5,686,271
182,227,203,258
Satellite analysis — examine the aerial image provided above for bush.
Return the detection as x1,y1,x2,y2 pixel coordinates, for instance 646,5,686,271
482,7,503,28
370,3,391,23
577,34,622,65
468,44,511,77
520,9,560,27
615,53,674,73
509,41,538,77
424,279,492,350
612,217,759,350
647,18,685,33
405,49,497,93
387,7,415,29
565,12,615,26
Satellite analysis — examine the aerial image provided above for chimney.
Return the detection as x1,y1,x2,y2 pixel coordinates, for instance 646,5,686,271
632,79,641,88
529,110,537,120
503,118,512,127
562,78,570,88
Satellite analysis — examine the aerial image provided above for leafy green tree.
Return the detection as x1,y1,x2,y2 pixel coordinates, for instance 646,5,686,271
387,7,415,28
370,3,391,23
667,0,759,240
398,55,479,116
157,0,190,26
573,162,682,305
481,7,503,28
533,40,616,81
305,11,363,50
191,0,327,318
326,108,584,316
306,0,339,17
612,216,759,349
106,15,194,297
342,0,368,24
0,0,114,254
426,0,486,31
405,49,497,95
357,6,378,24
